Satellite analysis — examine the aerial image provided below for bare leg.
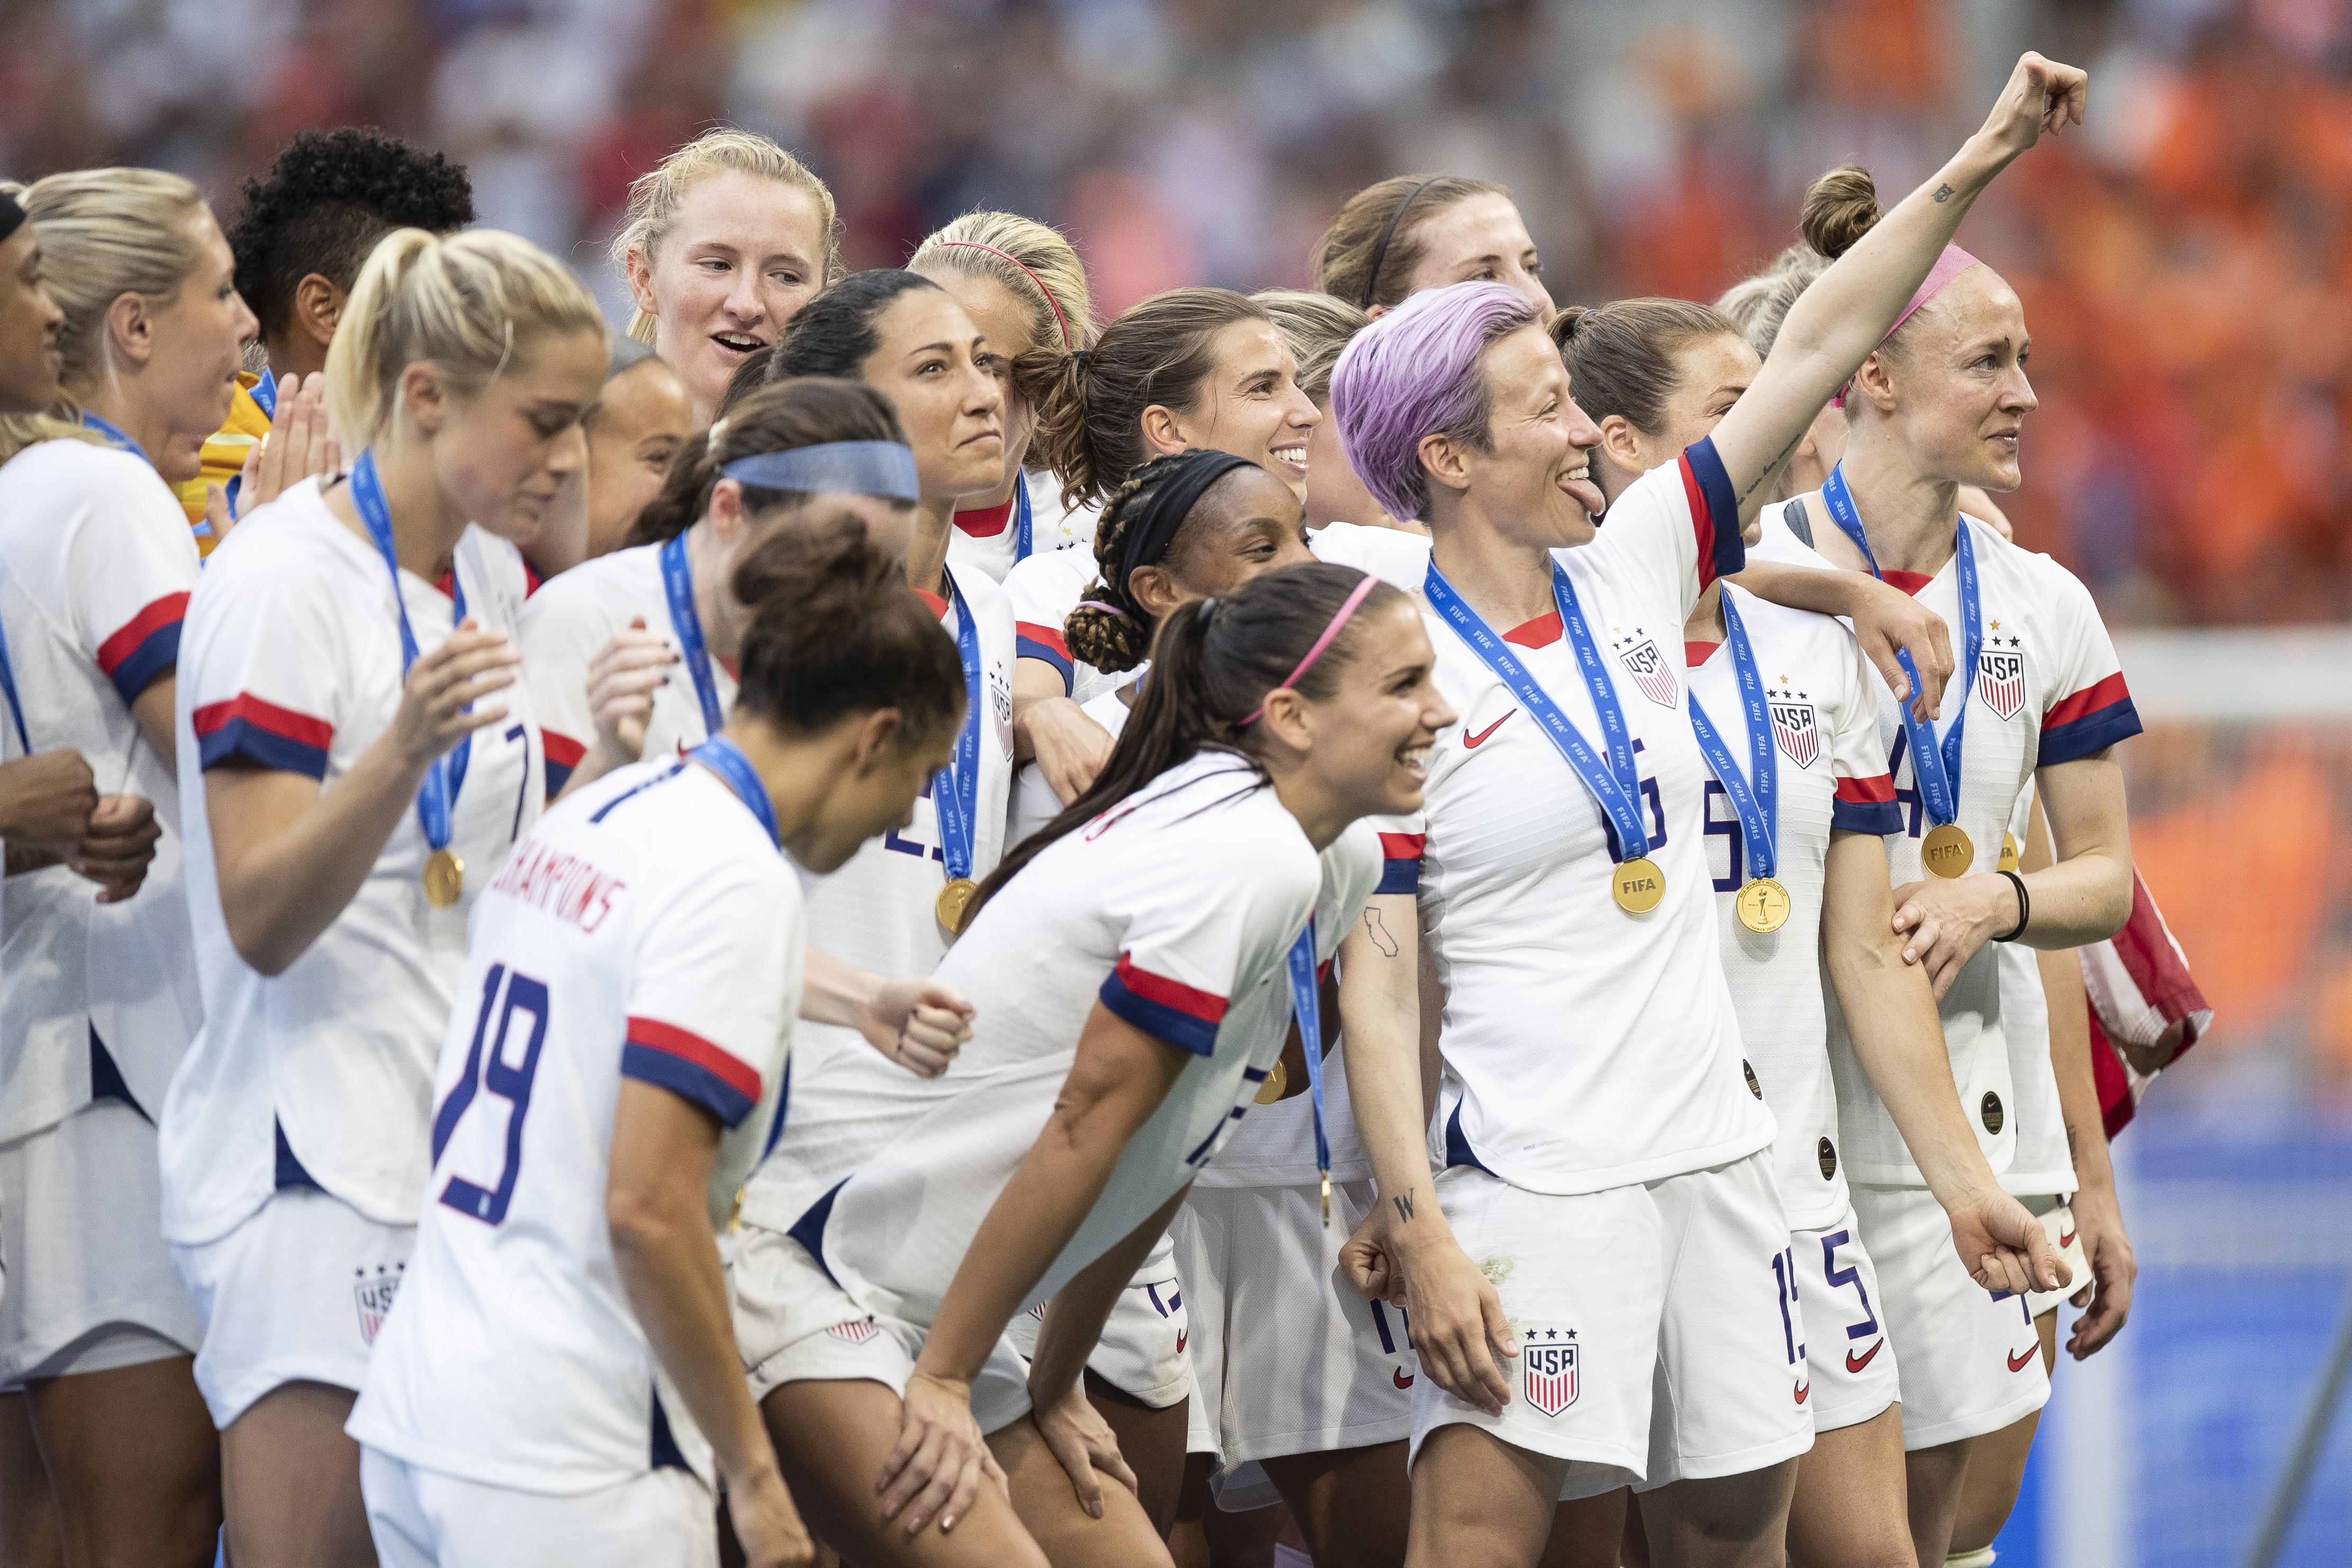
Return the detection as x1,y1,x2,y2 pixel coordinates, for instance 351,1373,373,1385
25,1356,221,1567
221,1381,375,1568
1787,1406,1916,1568
760,1379,1047,1567
1947,1309,2058,1555
1261,1439,1409,1568
1169,1452,1280,1568
990,1409,1173,1567
1902,1439,1973,1568
1079,1372,1188,1537
1538,1490,1626,1568
0,1390,62,1568
1405,1424,1567,1568
1635,1458,1800,1568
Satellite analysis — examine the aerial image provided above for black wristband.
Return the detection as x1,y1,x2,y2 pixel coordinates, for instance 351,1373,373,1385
1993,868,2030,943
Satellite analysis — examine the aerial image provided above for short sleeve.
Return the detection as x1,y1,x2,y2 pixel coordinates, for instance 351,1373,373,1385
65,455,200,708
185,548,346,779
619,861,795,1127
1829,634,1902,836
1364,810,1426,897
2035,564,2140,767
1591,436,1744,621
1097,831,1316,1057
516,579,613,796
1004,550,1083,695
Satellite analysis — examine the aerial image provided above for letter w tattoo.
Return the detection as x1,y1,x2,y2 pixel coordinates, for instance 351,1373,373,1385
1392,1189,1417,1224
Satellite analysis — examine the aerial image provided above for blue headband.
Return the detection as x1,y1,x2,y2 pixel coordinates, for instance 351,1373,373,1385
721,441,920,503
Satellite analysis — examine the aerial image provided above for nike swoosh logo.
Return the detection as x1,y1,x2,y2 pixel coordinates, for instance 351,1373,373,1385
2058,1227,2077,1249
1463,708,1517,749
2008,1347,2037,1373
1175,1330,1187,1355
1393,1368,1415,1389
1845,1341,1884,1374
1794,1381,1810,1405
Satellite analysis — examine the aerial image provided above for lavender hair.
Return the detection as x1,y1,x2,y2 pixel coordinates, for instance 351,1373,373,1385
1329,281,1544,523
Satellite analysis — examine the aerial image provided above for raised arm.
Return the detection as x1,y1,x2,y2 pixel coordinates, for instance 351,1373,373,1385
1710,51,2087,518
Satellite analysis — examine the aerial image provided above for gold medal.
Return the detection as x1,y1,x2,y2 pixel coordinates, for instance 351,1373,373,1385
935,878,978,935
1997,832,2020,873
423,847,464,908
1921,823,1974,879
1255,1058,1288,1105
1611,856,1665,914
1735,877,1791,933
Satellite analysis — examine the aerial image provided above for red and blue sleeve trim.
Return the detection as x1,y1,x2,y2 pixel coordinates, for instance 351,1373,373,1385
95,592,189,708
1015,621,1074,693
193,692,332,778
621,1014,762,1127
1100,953,1227,1056
1376,831,1425,896
1831,773,1903,835
1678,437,1745,590
2039,673,2140,765
542,730,586,798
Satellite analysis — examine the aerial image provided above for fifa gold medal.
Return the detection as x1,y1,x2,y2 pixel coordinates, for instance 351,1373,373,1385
1736,877,1791,933
423,848,464,908
1612,856,1666,914
935,878,978,935
1998,832,2020,873
1254,1058,1288,1105
1921,823,1974,879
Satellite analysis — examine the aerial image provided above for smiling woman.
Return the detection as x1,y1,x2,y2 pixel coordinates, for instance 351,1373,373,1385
612,129,842,429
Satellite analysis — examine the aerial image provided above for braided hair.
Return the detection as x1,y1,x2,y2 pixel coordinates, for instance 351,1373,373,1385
1063,449,1256,674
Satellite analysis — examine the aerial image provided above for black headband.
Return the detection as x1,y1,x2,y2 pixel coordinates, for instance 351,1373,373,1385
0,193,24,247
1360,178,1438,310
1115,450,1256,595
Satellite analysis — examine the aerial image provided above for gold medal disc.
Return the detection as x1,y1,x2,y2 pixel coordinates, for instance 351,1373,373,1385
423,847,464,908
1254,1059,1288,1105
935,878,979,935
1997,832,2020,873
1612,856,1666,914
1921,823,1975,879
1735,877,1791,933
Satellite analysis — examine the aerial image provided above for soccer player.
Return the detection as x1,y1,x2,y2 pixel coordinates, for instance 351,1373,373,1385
910,213,1102,580
577,338,695,561
163,225,606,1568
1561,295,2063,1567
1314,175,1555,318
1328,53,2087,1568
613,128,841,428
0,166,258,1568
1750,152,2142,1566
349,516,968,1568
731,561,1453,1567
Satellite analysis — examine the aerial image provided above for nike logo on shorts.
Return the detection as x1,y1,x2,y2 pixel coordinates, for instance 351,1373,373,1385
1176,1330,1187,1355
1845,1340,1884,1375
2007,1346,2038,1373
2058,1226,2077,1249
1392,1367,1415,1389
1794,1380,1810,1405
1463,709,1517,749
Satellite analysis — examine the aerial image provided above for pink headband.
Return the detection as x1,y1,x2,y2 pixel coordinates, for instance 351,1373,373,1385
1236,576,1382,727
933,239,1074,349
1833,243,1980,407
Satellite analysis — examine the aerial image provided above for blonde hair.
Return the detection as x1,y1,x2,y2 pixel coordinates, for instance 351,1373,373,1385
609,129,842,345
0,168,208,466
1251,289,1368,404
1715,242,1827,361
327,227,606,444
910,212,1095,353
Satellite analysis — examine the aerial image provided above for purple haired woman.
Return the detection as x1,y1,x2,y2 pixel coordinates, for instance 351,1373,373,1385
1324,53,2087,1568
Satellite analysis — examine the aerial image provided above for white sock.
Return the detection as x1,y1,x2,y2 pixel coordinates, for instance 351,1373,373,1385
1946,1549,1997,1568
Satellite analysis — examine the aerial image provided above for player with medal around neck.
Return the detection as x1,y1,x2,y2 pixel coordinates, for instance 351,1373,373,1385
1324,52,2087,1568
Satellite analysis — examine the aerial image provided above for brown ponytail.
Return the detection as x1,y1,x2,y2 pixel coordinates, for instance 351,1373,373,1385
1548,297,1742,437
1313,174,1510,311
627,376,912,548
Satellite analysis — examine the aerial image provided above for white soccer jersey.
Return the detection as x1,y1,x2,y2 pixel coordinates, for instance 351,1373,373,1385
518,540,737,796
163,477,544,1245
1307,521,1433,595
946,470,1099,584
0,439,202,1141
1008,682,1134,846
794,561,1015,1058
1753,501,2140,1188
1407,440,1773,1196
349,755,800,1495
1005,545,1120,706
743,751,1382,1328
1685,586,1901,1228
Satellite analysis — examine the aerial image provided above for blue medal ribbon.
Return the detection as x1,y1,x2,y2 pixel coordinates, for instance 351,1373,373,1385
931,572,983,886
0,618,27,753
350,450,471,855
659,531,726,739
1686,591,1778,882
250,369,277,420
1284,915,1332,1219
688,736,779,849
1013,470,1034,562
1424,558,1652,863
1819,463,1980,829
79,411,151,466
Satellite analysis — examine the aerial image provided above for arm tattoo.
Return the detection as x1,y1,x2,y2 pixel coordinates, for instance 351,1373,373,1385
1934,183,1955,203
1361,906,1399,958
1392,1189,1416,1224
1738,431,1805,505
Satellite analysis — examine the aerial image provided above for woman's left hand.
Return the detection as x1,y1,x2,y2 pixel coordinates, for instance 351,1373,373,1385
1890,870,2022,998
585,616,678,765
1031,1379,1137,1520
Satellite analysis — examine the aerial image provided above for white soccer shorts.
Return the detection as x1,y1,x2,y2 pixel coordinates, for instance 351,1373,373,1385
1004,1230,1191,1409
1786,1202,1902,1437
2022,1194,2087,1322
361,1445,715,1568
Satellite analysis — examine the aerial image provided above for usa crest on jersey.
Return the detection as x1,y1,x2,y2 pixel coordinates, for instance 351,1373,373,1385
1976,637,2026,722
1613,631,1679,708
826,1318,881,1344
354,1263,404,1345
1769,699,1820,769
1521,1328,1580,1416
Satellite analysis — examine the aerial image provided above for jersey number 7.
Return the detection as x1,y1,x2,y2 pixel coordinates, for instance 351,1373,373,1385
429,962,551,1226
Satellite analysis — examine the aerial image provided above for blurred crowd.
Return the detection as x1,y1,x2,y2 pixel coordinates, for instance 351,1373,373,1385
7,0,2351,627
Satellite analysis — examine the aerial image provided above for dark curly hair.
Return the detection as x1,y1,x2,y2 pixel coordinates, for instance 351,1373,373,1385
228,129,475,344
